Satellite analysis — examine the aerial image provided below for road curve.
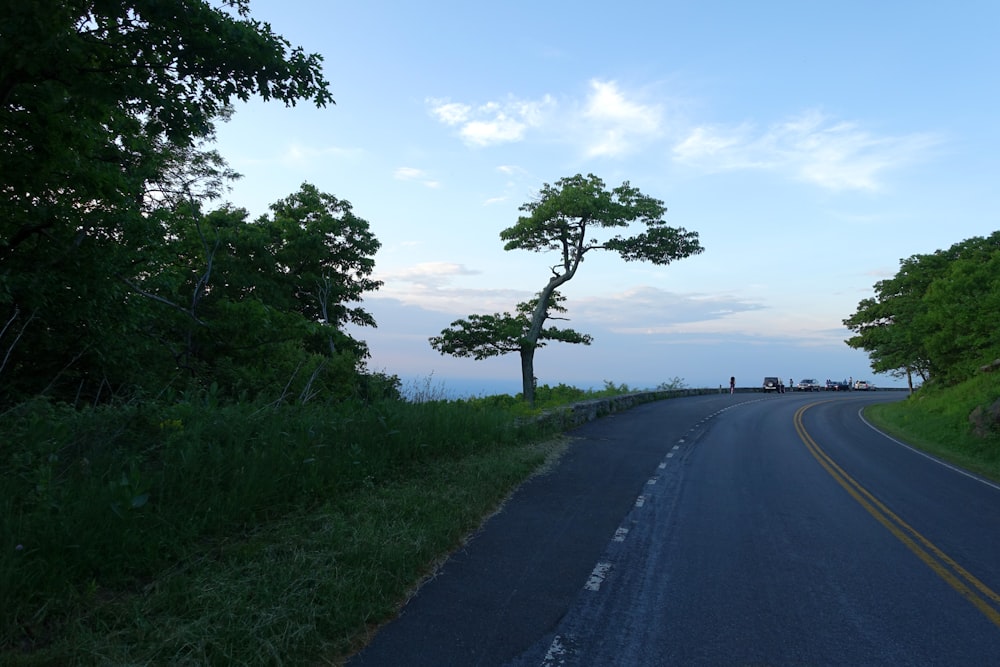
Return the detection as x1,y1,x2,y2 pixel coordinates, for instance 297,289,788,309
348,392,1000,666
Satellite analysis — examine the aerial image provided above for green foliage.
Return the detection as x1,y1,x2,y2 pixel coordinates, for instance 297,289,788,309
461,379,684,416
845,231,1000,386
867,372,1000,480
437,173,703,404
0,1,346,406
0,392,552,659
1,380,700,662
501,173,703,266
657,376,689,391
0,179,385,405
134,183,384,402
429,291,591,360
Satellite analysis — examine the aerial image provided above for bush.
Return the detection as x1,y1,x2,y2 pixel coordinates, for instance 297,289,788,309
0,391,551,652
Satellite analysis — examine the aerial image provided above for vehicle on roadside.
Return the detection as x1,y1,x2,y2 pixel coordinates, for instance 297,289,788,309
854,380,872,391
796,378,821,392
762,377,783,392
826,379,851,391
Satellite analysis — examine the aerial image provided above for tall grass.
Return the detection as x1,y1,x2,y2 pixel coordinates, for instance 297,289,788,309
0,392,558,664
866,371,1000,481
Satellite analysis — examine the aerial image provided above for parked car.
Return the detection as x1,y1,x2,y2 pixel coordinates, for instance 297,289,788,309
854,380,871,391
827,379,851,391
762,376,783,392
796,378,820,392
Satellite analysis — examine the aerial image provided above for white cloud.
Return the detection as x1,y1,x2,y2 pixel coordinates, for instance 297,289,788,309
581,80,664,157
427,96,554,147
673,110,939,191
393,166,441,188
461,114,528,146
428,81,663,157
375,263,535,314
378,262,481,289
429,101,472,125
428,82,937,190
572,286,764,330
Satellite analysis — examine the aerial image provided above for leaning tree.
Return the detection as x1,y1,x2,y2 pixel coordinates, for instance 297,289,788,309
433,173,704,405
429,291,592,393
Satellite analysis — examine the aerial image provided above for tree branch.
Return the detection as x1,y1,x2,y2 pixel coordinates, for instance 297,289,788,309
119,276,206,325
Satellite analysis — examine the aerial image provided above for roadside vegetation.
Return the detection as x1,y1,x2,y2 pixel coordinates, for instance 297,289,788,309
844,228,1000,481
3,2,997,665
1,380,691,665
866,372,1000,483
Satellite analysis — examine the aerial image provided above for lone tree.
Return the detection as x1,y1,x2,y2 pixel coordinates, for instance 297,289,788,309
432,173,703,405
430,292,592,390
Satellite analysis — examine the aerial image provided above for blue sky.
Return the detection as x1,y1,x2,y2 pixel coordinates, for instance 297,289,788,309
212,1,1000,396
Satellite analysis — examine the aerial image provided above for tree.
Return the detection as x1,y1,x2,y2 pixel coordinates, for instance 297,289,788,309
0,0,332,403
844,231,1000,389
430,292,592,383
125,184,383,402
435,174,703,405
843,255,942,387
916,233,1000,384
1,0,331,261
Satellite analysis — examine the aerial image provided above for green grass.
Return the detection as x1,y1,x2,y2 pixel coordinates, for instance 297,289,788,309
15,438,568,666
1,381,619,666
6,371,994,666
865,372,1000,482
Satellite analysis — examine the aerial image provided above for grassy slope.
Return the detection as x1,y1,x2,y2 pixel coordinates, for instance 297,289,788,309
865,372,1000,482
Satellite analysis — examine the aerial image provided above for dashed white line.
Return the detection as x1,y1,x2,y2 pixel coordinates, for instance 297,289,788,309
585,562,613,591
542,635,568,666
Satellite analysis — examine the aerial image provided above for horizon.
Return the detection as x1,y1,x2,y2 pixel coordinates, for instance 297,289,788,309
212,1,997,394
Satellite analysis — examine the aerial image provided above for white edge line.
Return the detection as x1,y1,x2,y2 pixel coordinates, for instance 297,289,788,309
858,407,1000,492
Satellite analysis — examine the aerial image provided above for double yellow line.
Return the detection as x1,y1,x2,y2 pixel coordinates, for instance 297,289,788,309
794,402,1000,628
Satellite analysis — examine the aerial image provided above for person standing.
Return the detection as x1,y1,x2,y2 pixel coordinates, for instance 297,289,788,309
730,376,735,395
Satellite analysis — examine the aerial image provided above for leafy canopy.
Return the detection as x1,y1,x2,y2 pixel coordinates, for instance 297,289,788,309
434,173,703,404
844,231,1000,386
501,173,703,269
0,1,401,406
429,292,592,361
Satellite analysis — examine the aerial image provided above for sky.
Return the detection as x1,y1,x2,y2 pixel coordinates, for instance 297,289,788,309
210,0,1000,397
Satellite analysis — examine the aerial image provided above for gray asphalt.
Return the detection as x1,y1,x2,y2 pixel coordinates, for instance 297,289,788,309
347,392,1000,666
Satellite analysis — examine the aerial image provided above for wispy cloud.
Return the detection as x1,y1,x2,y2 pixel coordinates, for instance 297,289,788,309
378,262,480,289
393,167,441,188
580,80,664,157
673,110,940,191
374,262,526,314
428,79,663,155
428,95,555,147
278,143,361,167
428,82,938,191
573,286,764,331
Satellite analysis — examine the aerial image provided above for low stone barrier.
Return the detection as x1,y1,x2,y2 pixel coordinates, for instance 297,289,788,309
535,388,720,430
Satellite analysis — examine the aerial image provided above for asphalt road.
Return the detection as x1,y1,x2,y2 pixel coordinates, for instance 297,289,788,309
347,392,1000,666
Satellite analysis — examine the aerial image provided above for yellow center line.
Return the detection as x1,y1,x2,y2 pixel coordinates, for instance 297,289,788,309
794,402,1000,628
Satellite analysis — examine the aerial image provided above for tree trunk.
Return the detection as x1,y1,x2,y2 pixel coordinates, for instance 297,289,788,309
520,346,536,406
